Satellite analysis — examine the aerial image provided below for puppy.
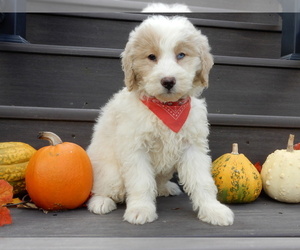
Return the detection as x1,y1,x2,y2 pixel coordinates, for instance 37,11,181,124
87,15,234,226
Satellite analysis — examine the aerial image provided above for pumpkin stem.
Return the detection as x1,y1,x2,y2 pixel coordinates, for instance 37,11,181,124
231,143,239,155
38,132,63,146
287,134,295,152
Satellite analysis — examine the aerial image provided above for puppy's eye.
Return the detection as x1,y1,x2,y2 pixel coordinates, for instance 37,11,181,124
177,53,186,60
148,54,157,61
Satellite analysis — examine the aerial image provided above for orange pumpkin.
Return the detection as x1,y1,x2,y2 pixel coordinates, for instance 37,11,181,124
25,132,93,211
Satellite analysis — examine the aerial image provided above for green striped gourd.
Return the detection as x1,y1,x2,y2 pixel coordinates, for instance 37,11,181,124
212,143,262,203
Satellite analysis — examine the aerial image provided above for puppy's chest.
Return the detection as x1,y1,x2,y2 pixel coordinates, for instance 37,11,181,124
144,132,187,172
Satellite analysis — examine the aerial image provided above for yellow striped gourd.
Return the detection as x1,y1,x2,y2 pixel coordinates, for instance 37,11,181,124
0,142,36,194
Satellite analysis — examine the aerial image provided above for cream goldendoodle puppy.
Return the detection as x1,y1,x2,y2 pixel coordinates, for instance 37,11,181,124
87,15,234,226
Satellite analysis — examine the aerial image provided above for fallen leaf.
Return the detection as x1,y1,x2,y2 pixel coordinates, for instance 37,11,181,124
0,180,13,226
0,207,12,226
17,201,38,210
0,180,13,204
294,143,300,150
12,198,22,204
254,162,262,173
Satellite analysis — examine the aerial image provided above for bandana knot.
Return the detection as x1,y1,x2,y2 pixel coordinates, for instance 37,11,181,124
141,96,191,133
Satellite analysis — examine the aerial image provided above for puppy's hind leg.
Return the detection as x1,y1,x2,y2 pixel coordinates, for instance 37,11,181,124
156,174,182,197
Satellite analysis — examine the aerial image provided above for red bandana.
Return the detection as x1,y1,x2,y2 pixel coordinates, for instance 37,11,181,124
141,96,191,133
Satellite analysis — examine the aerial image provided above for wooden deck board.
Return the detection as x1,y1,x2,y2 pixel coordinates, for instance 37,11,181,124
3,237,300,250
3,193,300,238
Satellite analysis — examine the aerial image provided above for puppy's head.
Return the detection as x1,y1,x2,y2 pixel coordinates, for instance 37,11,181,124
121,15,213,102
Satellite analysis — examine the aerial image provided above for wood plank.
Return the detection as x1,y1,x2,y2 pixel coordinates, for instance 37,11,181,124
1,106,300,128
181,13,281,25
25,0,283,13
0,116,298,163
66,12,282,25
3,193,300,238
3,237,300,250
214,55,300,68
0,106,98,121
0,42,122,57
26,13,281,58
66,13,281,31
1,237,300,250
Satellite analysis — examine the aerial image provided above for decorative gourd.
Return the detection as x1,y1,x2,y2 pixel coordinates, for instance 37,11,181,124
261,134,300,203
212,143,262,203
25,132,93,211
0,142,36,194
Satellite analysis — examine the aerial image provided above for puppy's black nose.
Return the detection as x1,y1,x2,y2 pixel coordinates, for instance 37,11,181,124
161,77,176,90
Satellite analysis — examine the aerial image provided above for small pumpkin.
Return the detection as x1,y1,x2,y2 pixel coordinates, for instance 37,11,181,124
261,134,300,203
25,132,93,211
0,142,36,194
212,143,262,203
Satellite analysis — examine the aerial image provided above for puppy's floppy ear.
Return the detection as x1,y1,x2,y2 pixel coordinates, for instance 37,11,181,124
121,38,137,92
193,34,214,88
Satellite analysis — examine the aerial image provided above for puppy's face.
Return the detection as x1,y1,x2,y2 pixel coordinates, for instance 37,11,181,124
122,16,214,102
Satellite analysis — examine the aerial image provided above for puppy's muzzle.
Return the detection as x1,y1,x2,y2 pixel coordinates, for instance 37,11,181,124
161,77,176,90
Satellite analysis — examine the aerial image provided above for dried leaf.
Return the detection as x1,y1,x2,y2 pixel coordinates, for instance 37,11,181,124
17,202,38,210
0,207,12,226
254,162,262,173
0,180,13,204
294,143,300,150
0,180,13,226
12,198,22,204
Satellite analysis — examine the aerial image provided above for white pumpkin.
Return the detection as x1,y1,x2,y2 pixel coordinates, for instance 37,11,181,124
261,134,300,203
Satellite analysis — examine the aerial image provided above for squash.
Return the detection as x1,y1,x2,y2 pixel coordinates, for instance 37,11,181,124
25,132,93,211
0,142,36,194
261,134,300,203
212,143,262,203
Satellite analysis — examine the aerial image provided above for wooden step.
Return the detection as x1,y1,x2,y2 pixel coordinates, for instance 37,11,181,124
0,104,299,163
25,0,283,12
1,42,300,163
0,43,123,109
1,43,299,116
26,13,282,58
184,13,281,24
205,56,300,116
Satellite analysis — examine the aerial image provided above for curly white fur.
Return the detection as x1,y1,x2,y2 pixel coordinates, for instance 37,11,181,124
87,15,234,226
142,3,191,12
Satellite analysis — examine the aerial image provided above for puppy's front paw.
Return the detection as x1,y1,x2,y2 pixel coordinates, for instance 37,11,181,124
124,206,158,224
198,202,234,226
158,181,182,197
87,195,117,215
